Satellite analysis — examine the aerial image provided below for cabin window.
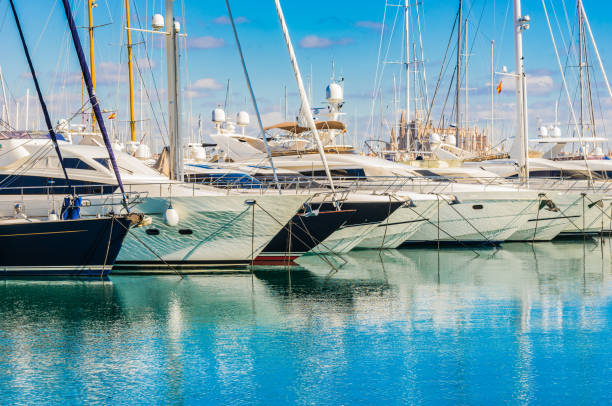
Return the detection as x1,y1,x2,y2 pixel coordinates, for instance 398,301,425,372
472,204,484,210
146,228,160,235
94,158,110,169
178,229,193,235
63,158,94,170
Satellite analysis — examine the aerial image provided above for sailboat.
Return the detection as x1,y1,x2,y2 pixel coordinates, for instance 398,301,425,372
0,0,134,276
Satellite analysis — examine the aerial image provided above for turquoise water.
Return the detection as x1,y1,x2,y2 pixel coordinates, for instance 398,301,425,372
1,241,611,404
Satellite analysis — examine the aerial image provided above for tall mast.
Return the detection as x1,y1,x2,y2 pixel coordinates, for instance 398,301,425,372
464,18,468,146
88,0,96,130
125,0,136,142
404,0,410,148
25,88,29,131
455,0,462,147
274,0,335,194
513,0,529,183
490,40,494,143
578,4,584,140
0,66,9,125
165,0,183,181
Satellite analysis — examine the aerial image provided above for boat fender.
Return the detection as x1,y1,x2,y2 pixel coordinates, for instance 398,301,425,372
164,205,179,226
48,210,58,221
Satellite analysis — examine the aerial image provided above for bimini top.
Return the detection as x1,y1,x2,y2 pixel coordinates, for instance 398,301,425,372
264,120,346,134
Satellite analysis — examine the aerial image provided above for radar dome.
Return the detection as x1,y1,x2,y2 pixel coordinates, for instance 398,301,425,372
212,108,226,124
537,125,548,137
446,134,456,146
429,133,441,144
551,126,562,138
236,111,250,127
326,83,343,103
151,14,164,31
135,143,151,159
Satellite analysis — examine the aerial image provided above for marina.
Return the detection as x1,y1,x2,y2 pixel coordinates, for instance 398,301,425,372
0,0,611,402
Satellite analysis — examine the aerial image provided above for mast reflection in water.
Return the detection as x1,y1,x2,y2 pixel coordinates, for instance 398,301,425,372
0,241,611,404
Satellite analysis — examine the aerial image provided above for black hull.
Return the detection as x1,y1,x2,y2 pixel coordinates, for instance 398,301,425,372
257,209,357,262
0,217,131,276
329,200,404,228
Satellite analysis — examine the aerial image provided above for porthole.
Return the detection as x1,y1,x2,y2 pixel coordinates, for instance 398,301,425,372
472,204,483,210
146,228,160,235
178,229,193,235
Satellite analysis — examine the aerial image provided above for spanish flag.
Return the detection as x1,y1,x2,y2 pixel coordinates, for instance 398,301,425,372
108,112,116,119
496,81,503,94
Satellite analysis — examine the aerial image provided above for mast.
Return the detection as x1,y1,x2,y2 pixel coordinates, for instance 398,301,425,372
9,0,72,188
404,0,410,149
0,66,9,125
61,0,128,205
224,0,281,191
165,0,183,182
455,0,462,147
464,18,468,147
273,0,335,194
125,0,136,142
579,0,612,104
490,40,494,143
25,88,29,131
578,4,585,141
88,0,96,130
513,0,529,183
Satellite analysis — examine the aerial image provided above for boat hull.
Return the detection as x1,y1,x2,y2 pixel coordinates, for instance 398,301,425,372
310,199,404,254
112,194,306,271
0,217,130,276
256,208,356,264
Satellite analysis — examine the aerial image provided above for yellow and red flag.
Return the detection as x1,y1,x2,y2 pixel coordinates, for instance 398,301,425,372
108,112,116,119
496,81,503,94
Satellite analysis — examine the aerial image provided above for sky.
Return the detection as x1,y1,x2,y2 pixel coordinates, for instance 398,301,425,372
1,0,612,151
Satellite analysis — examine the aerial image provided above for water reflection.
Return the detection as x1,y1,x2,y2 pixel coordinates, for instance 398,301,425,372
0,241,610,404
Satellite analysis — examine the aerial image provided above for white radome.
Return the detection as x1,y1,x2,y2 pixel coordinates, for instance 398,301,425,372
429,133,441,144
236,111,250,127
326,83,343,103
212,108,226,124
151,14,164,31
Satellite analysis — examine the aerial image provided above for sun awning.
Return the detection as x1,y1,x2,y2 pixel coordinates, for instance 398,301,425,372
264,120,346,134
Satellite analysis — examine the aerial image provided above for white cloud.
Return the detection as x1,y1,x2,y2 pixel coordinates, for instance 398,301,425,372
212,15,249,25
355,21,383,31
186,36,226,49
190,78,223,91
298,35,353,49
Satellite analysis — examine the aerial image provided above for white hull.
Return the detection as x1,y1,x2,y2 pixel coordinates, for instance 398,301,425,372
405,192,536,243
357,200,437,249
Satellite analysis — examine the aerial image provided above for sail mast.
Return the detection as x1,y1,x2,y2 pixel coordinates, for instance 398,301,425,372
165,0,183,182
125,0,136,142
404,0,410,149
455,0,462,147
273,0,335,194
88,0,96,131
8,0,72,188
60,0,129,206
513,0,529,183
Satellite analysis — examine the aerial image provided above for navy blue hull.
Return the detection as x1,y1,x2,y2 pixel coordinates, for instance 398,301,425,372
257,208,357,262
0,217,131,276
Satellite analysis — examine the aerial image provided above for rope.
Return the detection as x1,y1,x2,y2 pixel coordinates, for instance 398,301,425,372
254,201,341,272
101,215,115,277
113,218,184,279
532,194,543,243
437,194,497,248
379,194,393,252
391,194,481,256
181,206,251,261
